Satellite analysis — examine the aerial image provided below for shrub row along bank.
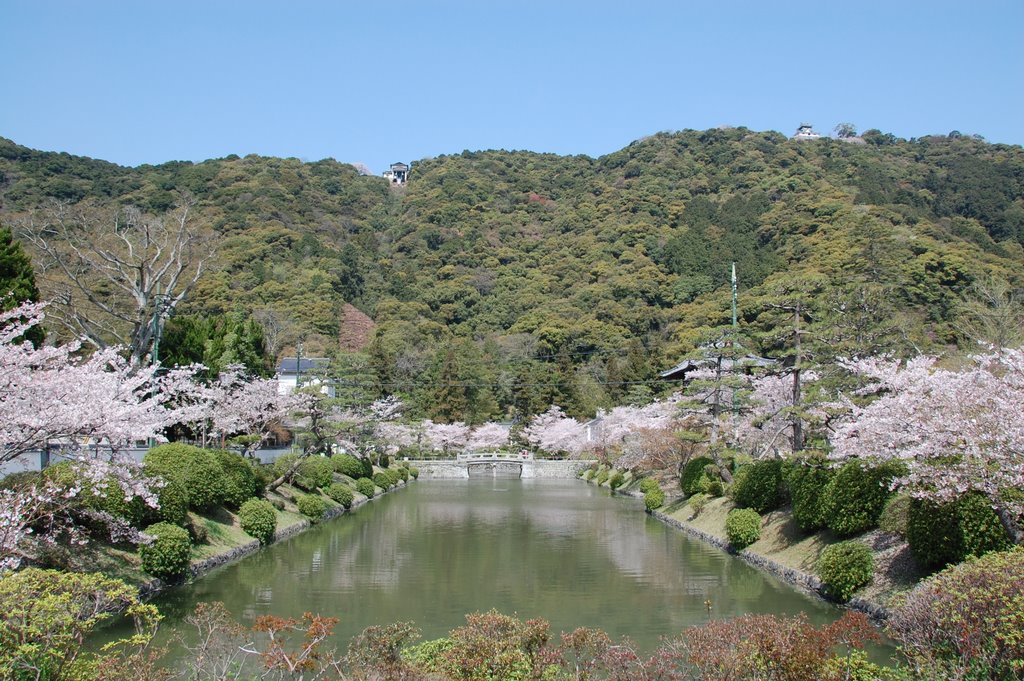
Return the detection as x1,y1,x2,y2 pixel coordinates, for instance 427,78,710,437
0,445,419,587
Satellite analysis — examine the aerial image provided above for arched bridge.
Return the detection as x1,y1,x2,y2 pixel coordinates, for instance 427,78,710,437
407,452,594,479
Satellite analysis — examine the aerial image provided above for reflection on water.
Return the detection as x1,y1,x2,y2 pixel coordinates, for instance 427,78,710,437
109,479,877,663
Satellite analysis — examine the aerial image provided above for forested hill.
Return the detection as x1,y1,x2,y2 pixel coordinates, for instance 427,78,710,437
1,128,1022,421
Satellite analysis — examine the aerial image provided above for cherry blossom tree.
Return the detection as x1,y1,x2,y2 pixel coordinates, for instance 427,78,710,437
202,366,302,457
422,420,471,456
466,422,510,452
830,349,1024,515
522,406,588,457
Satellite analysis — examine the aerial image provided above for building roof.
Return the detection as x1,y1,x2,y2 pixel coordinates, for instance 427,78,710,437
660,352,777,380
276,357,331,374
390,162,409,170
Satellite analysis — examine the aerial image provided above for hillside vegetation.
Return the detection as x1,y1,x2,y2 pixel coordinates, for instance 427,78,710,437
1,128,1022,420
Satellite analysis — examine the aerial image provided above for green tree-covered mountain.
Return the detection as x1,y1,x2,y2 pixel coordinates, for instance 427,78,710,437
1,128,1022,420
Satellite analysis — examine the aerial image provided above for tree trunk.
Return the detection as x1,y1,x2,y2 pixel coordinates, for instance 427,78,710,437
266,452,309,493
791,304,804,452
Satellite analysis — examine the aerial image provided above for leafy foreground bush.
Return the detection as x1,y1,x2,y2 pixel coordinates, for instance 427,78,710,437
138,522,192,581
145,443,227,512
595,470,610,486
296,494,327,523
680,456,715,495
355,477,376,498
730,459,788,514
608,471,625,490
887,547,1024,680
644,486,665,511
408,466,420,479
0,569,161,681
373,471,393,490
906,492,1011,570
214,449,263,508
327,482,355,509
726,508,762,550
820,459,904,537
639,477,660,494
817,541,874,602
168,603,884,681
238,498,277,545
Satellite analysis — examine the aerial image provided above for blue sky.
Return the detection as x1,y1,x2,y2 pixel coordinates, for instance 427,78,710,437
2,0,1022,174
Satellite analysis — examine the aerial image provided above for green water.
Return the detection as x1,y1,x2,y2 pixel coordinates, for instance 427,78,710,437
124,479,880,663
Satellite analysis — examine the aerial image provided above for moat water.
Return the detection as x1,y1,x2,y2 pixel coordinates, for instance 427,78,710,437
112,479,888,665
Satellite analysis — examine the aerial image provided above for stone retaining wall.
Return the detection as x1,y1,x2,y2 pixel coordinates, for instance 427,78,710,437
410,459,595,480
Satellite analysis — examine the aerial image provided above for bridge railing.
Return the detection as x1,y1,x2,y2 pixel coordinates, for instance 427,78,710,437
455,451,534,463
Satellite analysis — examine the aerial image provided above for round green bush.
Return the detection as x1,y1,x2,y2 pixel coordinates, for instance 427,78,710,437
639,477,660,494
644,487,665,511
332,453,366,478
297,494,327,522
373,471,392,490
608,471,625,490
143,474,190,527
730,459,787,514
696,473,724,497
596,470,610,486
408,467,419,479
725,508,762,550
356,477,376,498
680,456,715,495
581,469,594,480
300,456,334,490
384,469,401,486
785,459,836,532
86,477,146,528
327,483,355,509
907,493,1012,570
214,450,262,508
396,466,410,482
821,460,905,537
817,541,874,602
238,498,277,545
144,443,227,512
139,522,192,581
688,492,710,516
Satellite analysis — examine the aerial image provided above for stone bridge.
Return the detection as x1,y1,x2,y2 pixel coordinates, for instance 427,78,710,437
407,452,594,479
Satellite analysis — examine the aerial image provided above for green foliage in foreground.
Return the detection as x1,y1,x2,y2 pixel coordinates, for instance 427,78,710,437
238,498,277,545
680,456,715,496
608,471,625,489
730,460,788,514
639,477,660,493
785,458,835,532
332,453,369,479
725,508,762,550
138,522,192,581
214,449,263,509
0,568,160,681
888,547,1024,680
817,541,874,602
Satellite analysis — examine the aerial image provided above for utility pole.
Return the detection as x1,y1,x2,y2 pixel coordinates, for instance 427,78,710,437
731,262,738,329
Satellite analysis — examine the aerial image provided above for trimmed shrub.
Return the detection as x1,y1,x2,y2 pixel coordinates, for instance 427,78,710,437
86,477,146,528
356,477,376,498
144,443,226,512
385,469,401,486
644,487,665,511
327,483,355,509
639,477,660,494
143,474,189,527
730,459,787,514
408,467,419,479
396,466,410,482
596,470,610,486
821,460,905,537
139,522,191,580
239,498,277,545
297,494,327,522
680,456,714,495
725,508,762,550
689,492,710,516
878,494,911,537
299,456,335,491
785,458,835,532
332,453,366,479
697,474,724,497
581,469,594,481
907,493,1012,570
373,471,392,490
818,541,874,602
608,471,625,490
214,450,262,509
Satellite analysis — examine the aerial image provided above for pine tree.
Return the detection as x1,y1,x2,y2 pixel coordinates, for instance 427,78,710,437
0,225,43,346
